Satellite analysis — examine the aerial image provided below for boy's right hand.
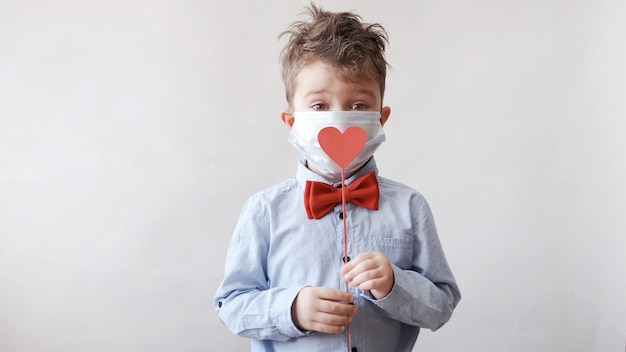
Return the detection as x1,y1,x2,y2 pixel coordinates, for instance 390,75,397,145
291,287,357,334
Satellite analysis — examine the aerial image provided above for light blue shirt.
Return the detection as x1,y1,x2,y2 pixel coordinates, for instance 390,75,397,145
215,158,461,352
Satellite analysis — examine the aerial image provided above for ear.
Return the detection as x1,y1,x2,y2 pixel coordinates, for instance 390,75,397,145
379,106,391,126
281,109,295,130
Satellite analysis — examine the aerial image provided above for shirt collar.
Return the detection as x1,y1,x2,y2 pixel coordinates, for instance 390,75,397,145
295,157,379,189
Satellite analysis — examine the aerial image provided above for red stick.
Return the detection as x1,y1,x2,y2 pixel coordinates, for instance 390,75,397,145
340,168,352,350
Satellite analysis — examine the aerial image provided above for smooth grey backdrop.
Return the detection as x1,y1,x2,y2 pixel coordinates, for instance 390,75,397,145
1,1,624,351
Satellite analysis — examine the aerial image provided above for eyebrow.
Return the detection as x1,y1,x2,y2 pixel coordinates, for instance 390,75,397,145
302,89,328,98
302,88,378,100
352,88,377,100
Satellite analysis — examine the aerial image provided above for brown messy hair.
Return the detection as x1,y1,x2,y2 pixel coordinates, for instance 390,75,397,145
280,3,389,107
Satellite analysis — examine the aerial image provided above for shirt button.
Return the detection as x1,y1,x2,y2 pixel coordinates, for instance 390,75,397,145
218,301,222,308
339,212,344,219
352,347,358,352
342,256,350,263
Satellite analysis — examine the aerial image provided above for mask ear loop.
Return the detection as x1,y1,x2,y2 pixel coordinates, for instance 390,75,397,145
340,167,352,351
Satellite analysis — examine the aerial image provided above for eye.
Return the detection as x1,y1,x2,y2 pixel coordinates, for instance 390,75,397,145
311,103,328,111
351,103,368,111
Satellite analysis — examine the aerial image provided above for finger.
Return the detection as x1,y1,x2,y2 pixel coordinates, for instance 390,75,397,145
340,252,374,275
319,300,358,316
350,267,384,287
341,251,385,277
343,258,380,283
311,324,345,334
316,287,355,304
312,311,354,326
304,305,354,335
351,275,385,291
308,319,349,334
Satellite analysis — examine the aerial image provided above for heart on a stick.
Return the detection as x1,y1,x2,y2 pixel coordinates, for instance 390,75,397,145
318,126,367,168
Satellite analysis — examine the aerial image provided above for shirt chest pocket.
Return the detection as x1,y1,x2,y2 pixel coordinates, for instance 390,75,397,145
368,236,413,270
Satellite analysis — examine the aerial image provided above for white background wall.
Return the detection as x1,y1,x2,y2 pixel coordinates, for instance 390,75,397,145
1,1,625,351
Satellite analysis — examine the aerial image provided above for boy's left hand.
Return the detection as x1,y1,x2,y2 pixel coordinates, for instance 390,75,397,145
340,251,394,300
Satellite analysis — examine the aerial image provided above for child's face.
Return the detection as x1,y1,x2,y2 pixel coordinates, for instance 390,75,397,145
281,60,390,128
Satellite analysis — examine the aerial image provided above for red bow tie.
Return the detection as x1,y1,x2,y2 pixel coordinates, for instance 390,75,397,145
304,171,380,219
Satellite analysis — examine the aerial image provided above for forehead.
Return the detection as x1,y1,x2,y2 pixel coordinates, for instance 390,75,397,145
294,61,380,98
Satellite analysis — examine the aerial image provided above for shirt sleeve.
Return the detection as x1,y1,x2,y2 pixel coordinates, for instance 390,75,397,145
362,195,461,331
214,197,309,341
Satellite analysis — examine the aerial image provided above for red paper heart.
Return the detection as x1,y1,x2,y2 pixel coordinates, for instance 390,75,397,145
318,126,367,168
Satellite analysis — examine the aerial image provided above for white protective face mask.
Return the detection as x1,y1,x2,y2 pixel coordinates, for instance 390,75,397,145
288,110,386,181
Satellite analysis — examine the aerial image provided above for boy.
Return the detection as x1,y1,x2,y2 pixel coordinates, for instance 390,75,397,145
215,4,460,352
